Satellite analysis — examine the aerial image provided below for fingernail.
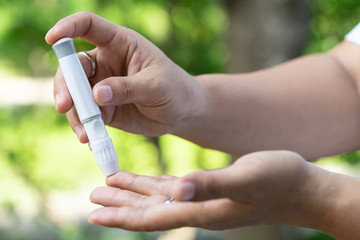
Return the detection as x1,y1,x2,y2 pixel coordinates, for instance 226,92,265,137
98,85,113,103
180,182,195,201
54,94,62,110
74,126,83,141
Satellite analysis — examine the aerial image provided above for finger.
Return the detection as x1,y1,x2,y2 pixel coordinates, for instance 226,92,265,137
90,186,167,208
171,165,256,202
53,48,98,113
92,73,154,106
106,171,176,196
107,168,237,203
88,198,243,231
159,175,177,180
66,107,89,143
45,11,122,46
53,67,73,114
172,151,305,202
78,49,98,80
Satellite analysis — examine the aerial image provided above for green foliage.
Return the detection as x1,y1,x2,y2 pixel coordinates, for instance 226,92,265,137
306,0,360,53
303,232,336,240
0,0,227,76
0,216,157,240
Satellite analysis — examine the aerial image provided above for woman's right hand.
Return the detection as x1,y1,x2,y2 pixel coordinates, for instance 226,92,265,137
46,11,206,143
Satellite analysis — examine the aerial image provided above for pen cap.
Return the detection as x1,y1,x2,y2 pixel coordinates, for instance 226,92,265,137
83,117,119,176
52,37,77,59
91,138,119,176
52,38,101,122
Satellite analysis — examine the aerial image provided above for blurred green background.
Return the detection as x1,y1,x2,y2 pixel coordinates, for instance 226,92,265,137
0,0,359,239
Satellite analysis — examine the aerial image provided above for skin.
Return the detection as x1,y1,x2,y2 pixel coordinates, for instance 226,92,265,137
46,12,360,239
88,151,360,240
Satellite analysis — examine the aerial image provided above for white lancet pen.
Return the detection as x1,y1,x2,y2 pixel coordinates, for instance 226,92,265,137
52,38,119,176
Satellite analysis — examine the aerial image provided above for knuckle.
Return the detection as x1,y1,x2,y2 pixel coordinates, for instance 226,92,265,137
76,11,93,19
283,150,306,162
204,173,219,199
117,78,133,104
138,212,155,232
148,76,161,93
156,178,171,195
190,170,218,200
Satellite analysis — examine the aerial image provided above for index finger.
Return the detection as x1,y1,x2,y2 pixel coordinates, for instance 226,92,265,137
106,171,177,196
45,11,119,46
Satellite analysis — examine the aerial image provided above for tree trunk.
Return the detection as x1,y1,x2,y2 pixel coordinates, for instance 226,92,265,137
225,0,310,73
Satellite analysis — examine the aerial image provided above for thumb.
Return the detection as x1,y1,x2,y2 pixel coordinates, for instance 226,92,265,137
171,166,245,202
93,74,151,106
171,151,307,202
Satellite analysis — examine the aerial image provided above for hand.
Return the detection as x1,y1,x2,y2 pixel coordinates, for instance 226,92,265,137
88,151,332,232
46,11,205,143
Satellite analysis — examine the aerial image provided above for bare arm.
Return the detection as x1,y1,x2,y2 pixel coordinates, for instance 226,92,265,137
89,150,360,239
176,42,360,160
49,12,360,160
316,170,360,239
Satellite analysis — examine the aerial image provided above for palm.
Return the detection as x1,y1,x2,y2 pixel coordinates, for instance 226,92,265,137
88,151,312,231
89,173,257,231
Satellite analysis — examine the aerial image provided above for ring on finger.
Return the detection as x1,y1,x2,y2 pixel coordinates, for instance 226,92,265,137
78,51,96,78
164,196,174,204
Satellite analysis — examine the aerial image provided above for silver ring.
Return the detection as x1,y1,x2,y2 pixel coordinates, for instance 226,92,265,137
164,197,174,204
78,51,96,78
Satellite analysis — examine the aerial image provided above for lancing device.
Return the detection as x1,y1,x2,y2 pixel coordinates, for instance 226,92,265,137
52,38,119,176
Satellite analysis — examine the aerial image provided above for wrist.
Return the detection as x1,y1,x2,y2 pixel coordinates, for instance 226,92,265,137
268,161,333,231
293,164,336,231
283,163,358,239
315,171,360,239
172,74,211,137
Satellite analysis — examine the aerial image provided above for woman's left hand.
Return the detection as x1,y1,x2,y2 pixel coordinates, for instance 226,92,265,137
88,150,332,232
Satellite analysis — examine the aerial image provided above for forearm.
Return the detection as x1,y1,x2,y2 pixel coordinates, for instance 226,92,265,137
176,47,360,159
325,173,360,239
292,165,360,239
